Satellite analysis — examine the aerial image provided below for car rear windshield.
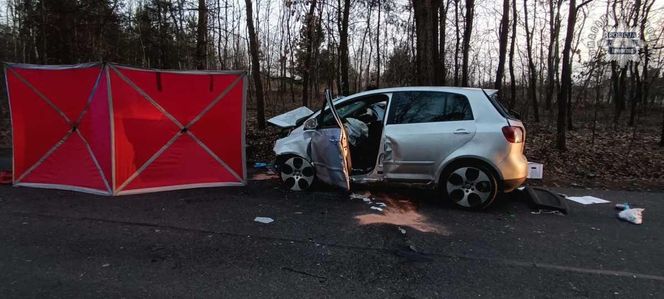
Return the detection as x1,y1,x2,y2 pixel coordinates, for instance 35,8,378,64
485,91,516,120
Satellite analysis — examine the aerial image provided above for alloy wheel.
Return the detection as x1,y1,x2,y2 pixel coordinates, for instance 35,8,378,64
280,156,315,191
446,166,494,208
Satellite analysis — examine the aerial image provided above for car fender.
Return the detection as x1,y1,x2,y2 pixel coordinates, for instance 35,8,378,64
273,130,314,162
435,154,504,185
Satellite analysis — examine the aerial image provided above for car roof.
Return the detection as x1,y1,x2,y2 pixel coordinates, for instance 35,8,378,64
338,86,497,101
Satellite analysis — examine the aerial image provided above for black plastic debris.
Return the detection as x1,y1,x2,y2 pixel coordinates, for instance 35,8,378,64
523,187,569,215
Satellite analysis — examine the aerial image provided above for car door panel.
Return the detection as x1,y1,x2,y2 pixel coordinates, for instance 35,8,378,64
383,120,476,181
309,90,352,190
382,91,476,182
310,128,349,189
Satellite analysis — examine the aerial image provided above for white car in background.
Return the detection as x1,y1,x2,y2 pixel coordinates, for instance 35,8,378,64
269,87,527,209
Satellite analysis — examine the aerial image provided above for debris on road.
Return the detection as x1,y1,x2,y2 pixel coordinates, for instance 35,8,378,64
370,206,383,212
527,162,543,179
615,203,630,210
566,195,610,205
253,162,268,168
522,187,568,214
350,192,372,201
254,217,274,224
398,227,406,235
616,203,645,225
530,209,565,216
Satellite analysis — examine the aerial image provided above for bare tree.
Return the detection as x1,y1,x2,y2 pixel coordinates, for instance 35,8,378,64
244,0,265,129
195,0,208,69
301,0,318,106
453,0,461,86
460,0,474,87
507,0,517,107
439,0,450,85
494,0,509,91
523,0,539,122
338,0,351,95
545,0,563,112
412,0,443,85
376,0,382,87
557,0,593,150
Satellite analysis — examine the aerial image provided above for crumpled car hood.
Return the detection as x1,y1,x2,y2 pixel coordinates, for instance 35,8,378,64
267,106,314,128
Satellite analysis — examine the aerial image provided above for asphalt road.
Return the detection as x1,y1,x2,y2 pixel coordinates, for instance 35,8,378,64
0,172,662,298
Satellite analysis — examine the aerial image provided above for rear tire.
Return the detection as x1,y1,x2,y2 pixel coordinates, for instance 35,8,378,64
441,162,498,209
278,156,315,191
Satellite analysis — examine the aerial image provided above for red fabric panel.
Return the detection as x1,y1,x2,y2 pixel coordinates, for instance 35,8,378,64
12,66,100,122
110,68,181,190
8,64,245,195
114,67,238,125
21,133,108,191
78,70,112,184
6,69,70,179
190,78,244,177
122,134,238,191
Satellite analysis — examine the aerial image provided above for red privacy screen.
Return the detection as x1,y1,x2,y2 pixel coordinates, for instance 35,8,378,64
5,63,246,195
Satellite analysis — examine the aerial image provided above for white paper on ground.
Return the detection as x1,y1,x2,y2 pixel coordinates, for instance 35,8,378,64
370,206,383,212
566,195,610,205
254,217,274,224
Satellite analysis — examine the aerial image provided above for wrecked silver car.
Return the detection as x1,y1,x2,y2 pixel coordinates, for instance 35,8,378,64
269,87,528,209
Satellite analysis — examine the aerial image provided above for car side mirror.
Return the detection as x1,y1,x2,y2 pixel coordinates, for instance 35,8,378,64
303,118,318,130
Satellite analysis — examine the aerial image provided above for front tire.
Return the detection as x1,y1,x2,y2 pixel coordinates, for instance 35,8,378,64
442,163,498,209
279,156,315,191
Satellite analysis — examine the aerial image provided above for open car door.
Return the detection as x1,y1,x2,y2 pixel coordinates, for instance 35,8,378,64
309,89,352,190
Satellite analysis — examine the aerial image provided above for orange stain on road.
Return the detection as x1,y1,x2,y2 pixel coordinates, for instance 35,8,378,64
355,192,449,235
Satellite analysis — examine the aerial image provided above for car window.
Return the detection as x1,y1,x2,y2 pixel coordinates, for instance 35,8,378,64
387,91,473,125
486,91,516,119
319,95,389,127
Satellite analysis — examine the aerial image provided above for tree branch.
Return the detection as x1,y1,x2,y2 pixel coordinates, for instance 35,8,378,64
576,0,593,11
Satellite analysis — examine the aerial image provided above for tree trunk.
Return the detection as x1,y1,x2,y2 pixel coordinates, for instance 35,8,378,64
301,0,317,107
508,0,517,107
493,0,509,92
612,63,627,124
460,0,474,87
660,108,664,147
244,0,265,129
356,1,372,91
195,0,208,69
338,0,350,95
376,0,381,87
557,0,587,150
453,0,460,86
545,0,562,112
439,1,448,85
412,0,442,86
523,0,539,122
566,9,587,131
629,64,641,126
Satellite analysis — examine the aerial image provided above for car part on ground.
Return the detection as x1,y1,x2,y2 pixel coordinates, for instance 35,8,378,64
522,186,568,214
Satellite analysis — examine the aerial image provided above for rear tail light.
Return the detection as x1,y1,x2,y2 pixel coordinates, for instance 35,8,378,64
502,126,524,143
